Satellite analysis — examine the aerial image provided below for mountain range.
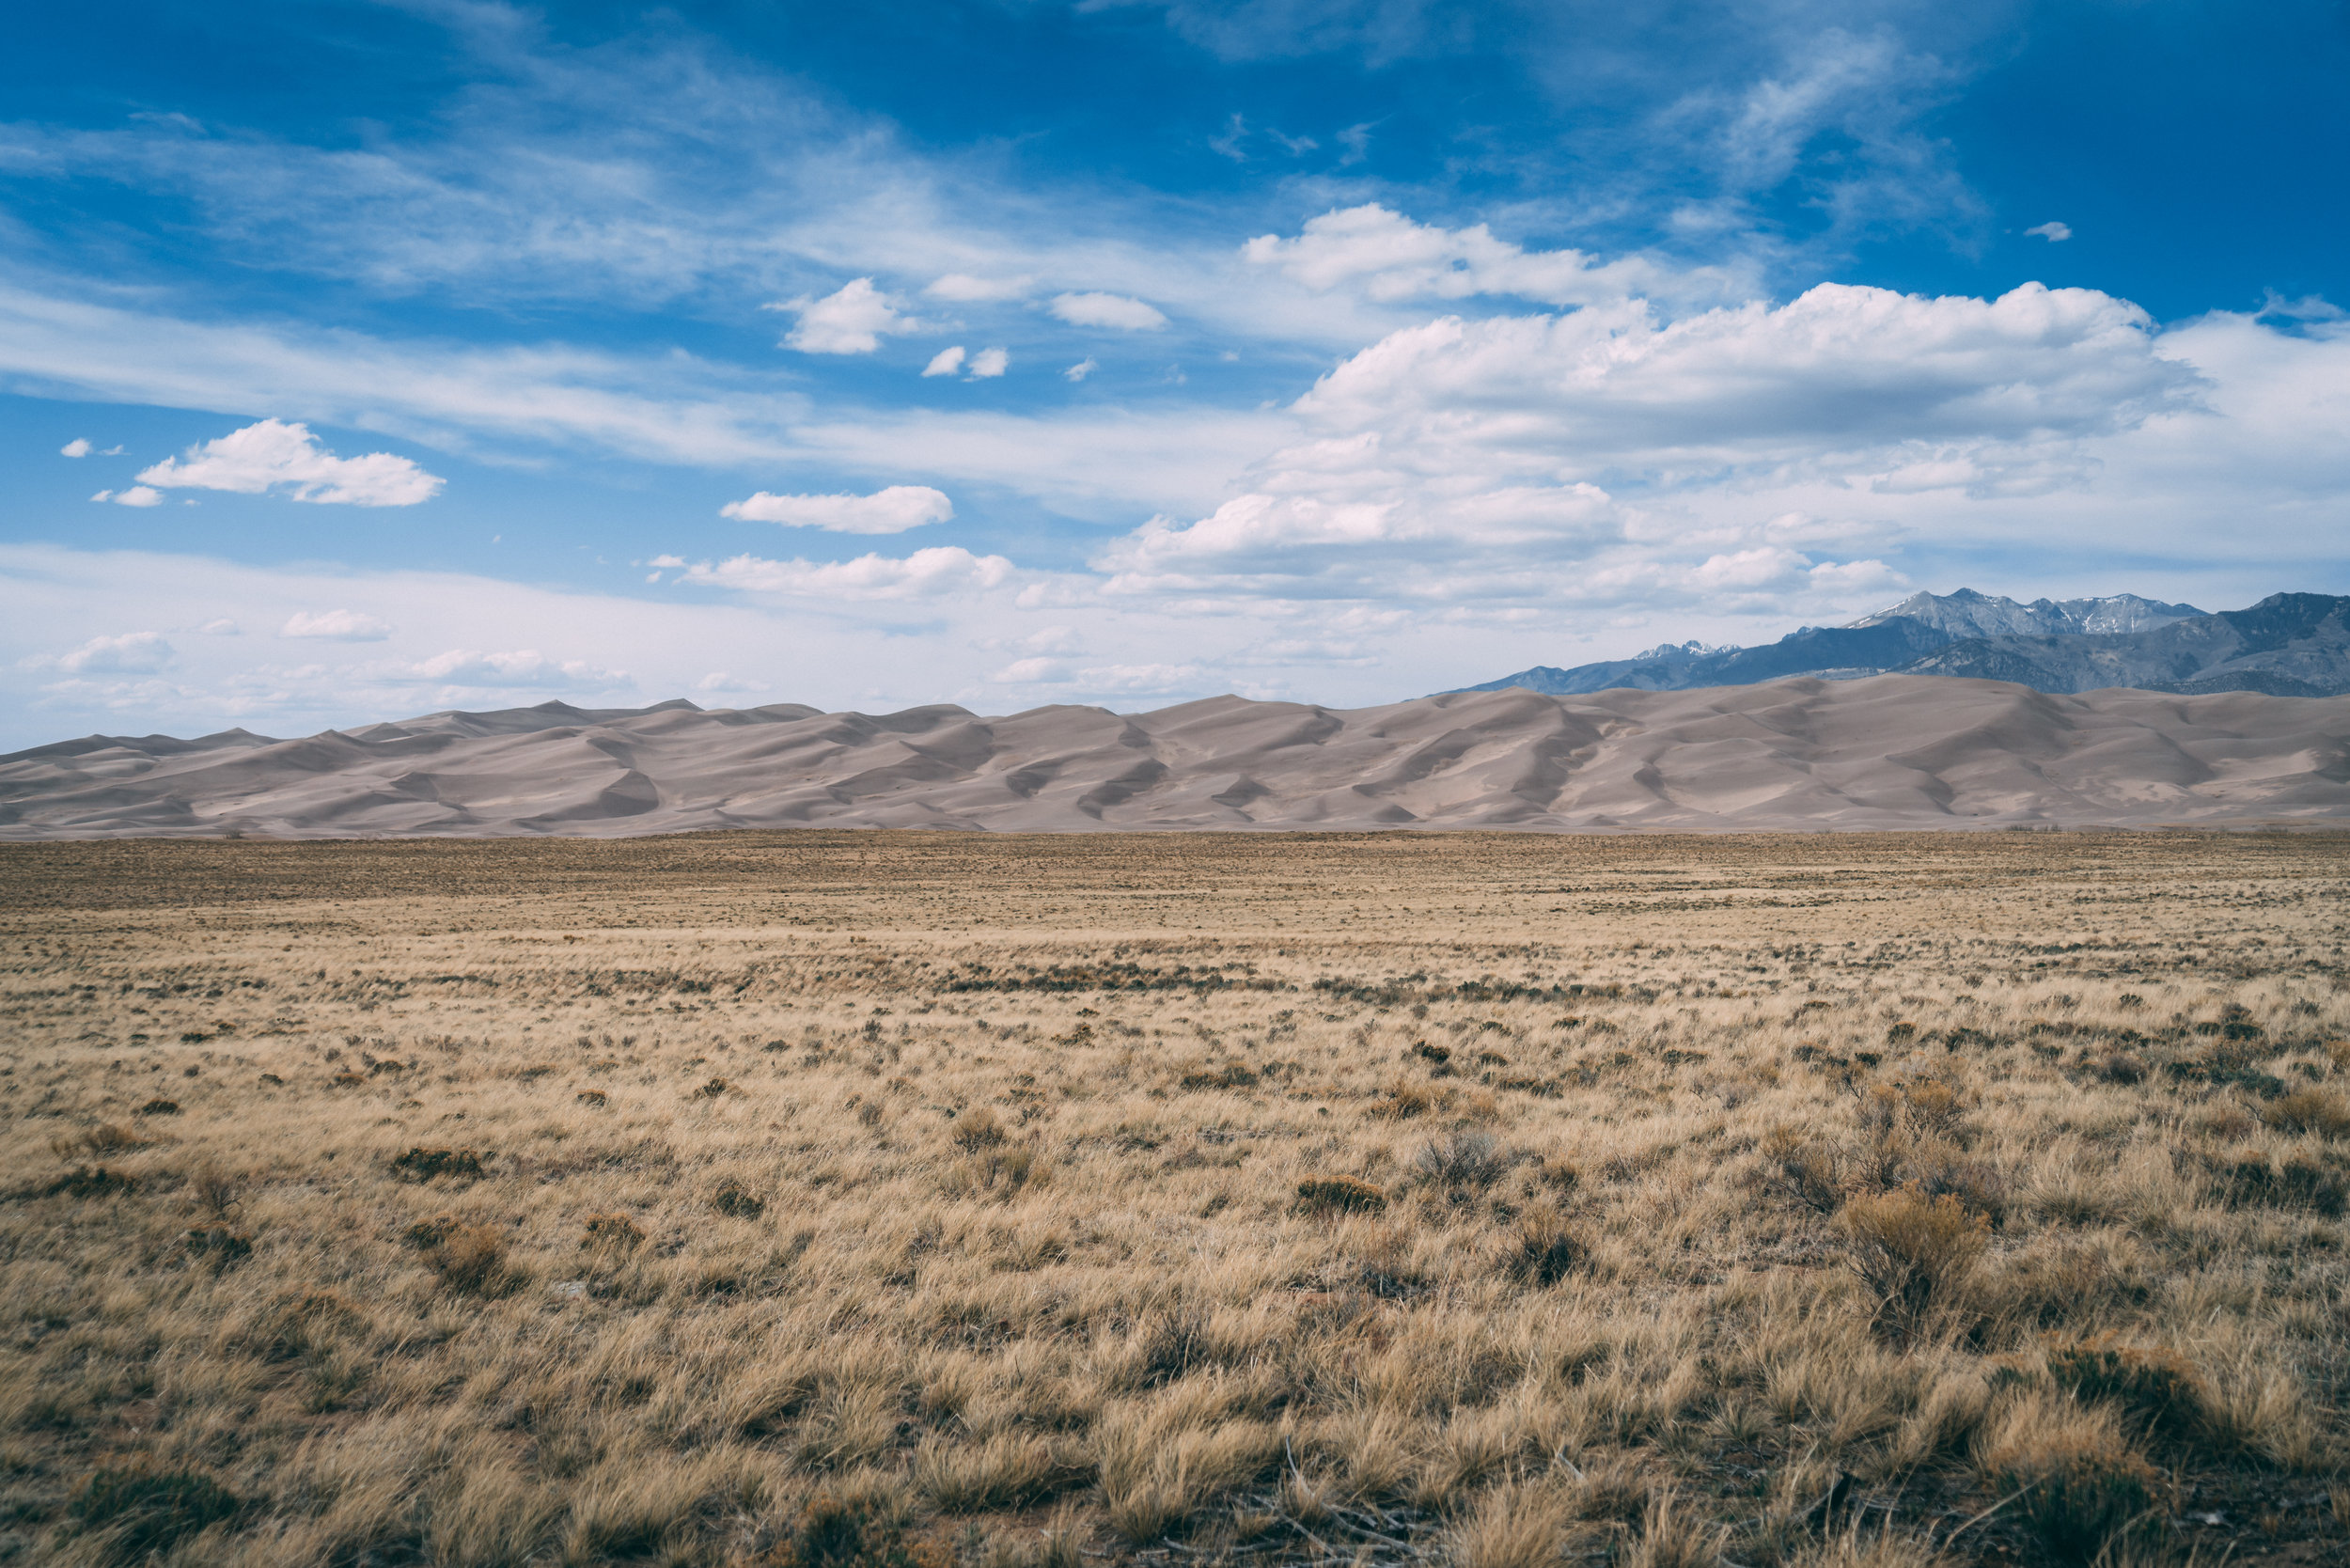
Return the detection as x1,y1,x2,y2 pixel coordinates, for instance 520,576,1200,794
1453,590,2350,699
5,677,2346,838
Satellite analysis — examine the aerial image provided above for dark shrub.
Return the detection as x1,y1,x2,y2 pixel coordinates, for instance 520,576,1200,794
185,1224,253,1267
73,1468,241,1559
1413,1129,1511,1189
1503,1212,1586,1286
1295,1175,1387,1214
392,1147,485,1180
44,1167,136,1199
714,1178,767,1217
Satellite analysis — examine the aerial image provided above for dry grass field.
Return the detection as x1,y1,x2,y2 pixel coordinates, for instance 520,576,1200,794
1,830,2346,1568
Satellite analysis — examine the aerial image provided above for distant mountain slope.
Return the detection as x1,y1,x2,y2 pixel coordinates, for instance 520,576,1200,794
4,677,2346,838
1848,588,2204,639
1453,590,2349,698
1904,592,2350,698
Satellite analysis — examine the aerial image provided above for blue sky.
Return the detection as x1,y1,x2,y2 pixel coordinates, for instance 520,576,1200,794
2,0,2345,746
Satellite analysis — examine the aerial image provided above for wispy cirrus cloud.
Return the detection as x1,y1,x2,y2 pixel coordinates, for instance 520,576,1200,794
678,545,1015,600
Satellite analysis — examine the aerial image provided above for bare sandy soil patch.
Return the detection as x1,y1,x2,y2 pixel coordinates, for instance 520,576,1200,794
2,831,2345,1567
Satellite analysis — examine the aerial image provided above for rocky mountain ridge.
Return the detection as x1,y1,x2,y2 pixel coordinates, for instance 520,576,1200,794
1453,590,2347,698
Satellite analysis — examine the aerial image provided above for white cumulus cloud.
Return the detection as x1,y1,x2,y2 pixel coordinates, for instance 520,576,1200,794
1244,204,1744,310
1098,279,2197,604
989,656,1072,683
394,649,628,689
776,278,918,354
1050,292,1169,331
719,485,953,534
2026,222,2074,243
137,419,443,506
922,346,967,378
966,347,1009,379
681,545,1013,600
60,438,91,458
91,486,164,508
693,670,771,695
1065,357,1097,382
45,632,175,675
281,609,395,641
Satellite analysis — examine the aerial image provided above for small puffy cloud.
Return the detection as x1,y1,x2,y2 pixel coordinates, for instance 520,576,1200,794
198,618,241,635
693,670,771,695
775,278,918,353
719,485,953,534
2026,222,2074,243
395,649,628,690
990,656,1072,683
91,486,164,507
46,632,175,675
922,346,967,378
1065,357,1098,382
60,438,91,458
281,608,395,641
136,419,442,506
967,347,1010,379
681,545,1013,600
1244,204,1737,309
926,274,1033,302
1050,292,1169,331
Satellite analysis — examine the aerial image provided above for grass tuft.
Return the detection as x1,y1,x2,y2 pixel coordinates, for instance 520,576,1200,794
1295,1175,1387,1214
391,1145,485,1180
71,1468,241,1561
1839,1183,1989,1339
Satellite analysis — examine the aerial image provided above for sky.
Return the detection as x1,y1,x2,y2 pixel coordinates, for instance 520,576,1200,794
2,0,2345,748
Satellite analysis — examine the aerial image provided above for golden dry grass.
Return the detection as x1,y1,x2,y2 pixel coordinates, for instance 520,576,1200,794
1,829,2345,1567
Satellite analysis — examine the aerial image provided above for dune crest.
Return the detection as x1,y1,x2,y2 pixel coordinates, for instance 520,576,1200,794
5,675,2348,838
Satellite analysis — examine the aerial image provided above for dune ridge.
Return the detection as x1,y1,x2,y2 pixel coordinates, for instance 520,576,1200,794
5,675,2348,838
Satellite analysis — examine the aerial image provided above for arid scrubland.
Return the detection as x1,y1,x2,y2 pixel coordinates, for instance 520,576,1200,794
1,830,2346,1568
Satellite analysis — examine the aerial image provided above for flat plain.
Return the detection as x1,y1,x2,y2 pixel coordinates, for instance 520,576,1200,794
1,830,2345,1568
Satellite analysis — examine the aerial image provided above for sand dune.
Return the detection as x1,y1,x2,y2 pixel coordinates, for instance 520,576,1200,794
5,676,2349,838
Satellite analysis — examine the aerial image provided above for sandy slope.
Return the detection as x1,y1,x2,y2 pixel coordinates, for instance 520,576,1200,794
5,676,2348,838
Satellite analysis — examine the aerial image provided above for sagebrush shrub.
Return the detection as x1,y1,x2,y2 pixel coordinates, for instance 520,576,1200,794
391,1146,484,1180
761,1493,953,1568
42,1167,135,1199
713,1178,767,1217
1502,1210,1584,1286
431,1223,514,1294
583,1212,647,1253
404,1213,461,1249
1368,1080,1433,1120
72,1468,241,1561
1296,1175,1386,1214
2264,1087,2350,1138
1413,1129,1510,1189
1764,1126,1844,1214
183,1224,253,1268
1839,1183,1988,1337
2043,1335,2209,1441
954,1106,1006,1152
